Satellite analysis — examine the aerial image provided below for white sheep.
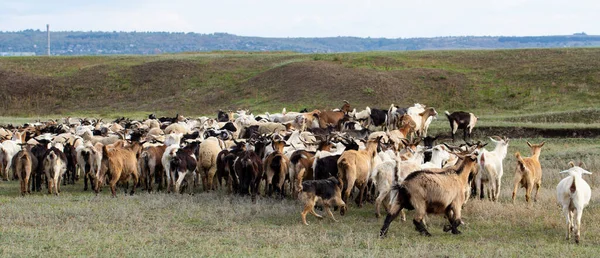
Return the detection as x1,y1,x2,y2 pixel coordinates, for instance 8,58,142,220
556,162,592,244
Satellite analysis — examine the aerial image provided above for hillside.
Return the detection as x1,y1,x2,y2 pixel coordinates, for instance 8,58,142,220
0,49,599,119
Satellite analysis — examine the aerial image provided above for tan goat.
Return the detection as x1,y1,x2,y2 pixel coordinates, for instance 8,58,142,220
512,141,545,203
12,148,36,196
380,152,479,237
337,136,380,208
97,145,139,197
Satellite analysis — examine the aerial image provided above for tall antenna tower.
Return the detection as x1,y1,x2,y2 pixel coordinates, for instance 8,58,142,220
46,24,50,56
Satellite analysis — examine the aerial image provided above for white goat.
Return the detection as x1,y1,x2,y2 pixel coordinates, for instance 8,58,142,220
420,145,451,169
0,140,22,180
476,136,509,201
371,150,399,218
556,162,592,244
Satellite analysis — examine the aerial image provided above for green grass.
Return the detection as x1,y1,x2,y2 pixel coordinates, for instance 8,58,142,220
0,138,599,257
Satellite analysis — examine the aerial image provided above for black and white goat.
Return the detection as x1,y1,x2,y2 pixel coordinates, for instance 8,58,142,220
445,111,478,142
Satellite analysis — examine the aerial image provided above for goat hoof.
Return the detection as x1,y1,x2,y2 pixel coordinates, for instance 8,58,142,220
452,229,462,235
375,213,380,218
443,225,452,232
420,231,432,237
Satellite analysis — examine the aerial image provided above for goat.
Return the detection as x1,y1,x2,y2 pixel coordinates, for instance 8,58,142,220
43,147,68,195
231,150,263,203
0,140,21,181
30,140,50,192
369,108,388,130
11,147,37,196
371,150,398,218
139,145,167,192
62,139,79,185
264,140,290,198
422,135,439,163
170,147,198,194
387,104,408,130
512,141,545,203
379,152,479,237
289,150,316,199
556,162,592,244
76,141,102,191
96,145,139,197
337,136,380,208
476,136,509,201
445,111,478,142
316,101,352,130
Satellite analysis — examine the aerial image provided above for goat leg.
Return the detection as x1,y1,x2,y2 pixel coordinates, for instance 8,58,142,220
413,219,431,236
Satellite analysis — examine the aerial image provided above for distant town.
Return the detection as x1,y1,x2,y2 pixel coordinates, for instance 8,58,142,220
1,30,599,55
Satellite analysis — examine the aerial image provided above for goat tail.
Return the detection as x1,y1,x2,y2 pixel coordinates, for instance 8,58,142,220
337,159,350,189
444,110,451,117
142,151,150,175
480,152,486,169
270,155,283,171
389,184,413,210
515,152,526,172
570,178,577,193
19,153,32,179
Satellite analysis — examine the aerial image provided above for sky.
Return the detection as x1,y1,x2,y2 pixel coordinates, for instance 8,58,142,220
0,0,598,38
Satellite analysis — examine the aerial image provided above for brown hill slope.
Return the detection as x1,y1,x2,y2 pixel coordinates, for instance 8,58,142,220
0,49,599,117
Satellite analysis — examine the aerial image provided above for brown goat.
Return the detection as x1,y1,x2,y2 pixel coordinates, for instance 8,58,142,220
380,152,479,237
139,145,167,192
264,140,290,197
97,145,139,197
337,136,380,209
11,148,37,196
512,141,545,203
316,102,352,130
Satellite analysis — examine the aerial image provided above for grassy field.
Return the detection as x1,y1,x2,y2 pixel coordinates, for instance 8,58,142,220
1,137,599,257
1,48,600,117
1,49,599,256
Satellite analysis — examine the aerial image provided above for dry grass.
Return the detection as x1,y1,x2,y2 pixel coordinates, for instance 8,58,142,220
0,138,599,257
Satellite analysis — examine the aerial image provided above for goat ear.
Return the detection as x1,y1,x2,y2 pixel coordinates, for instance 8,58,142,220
559,170,569,174
579,161,588,170
582,170,592,175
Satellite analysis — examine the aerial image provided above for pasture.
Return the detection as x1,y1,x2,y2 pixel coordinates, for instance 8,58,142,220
1,136,599,257
1,49,600,257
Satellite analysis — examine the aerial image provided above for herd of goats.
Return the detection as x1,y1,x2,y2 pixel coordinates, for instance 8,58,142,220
0,101,592,243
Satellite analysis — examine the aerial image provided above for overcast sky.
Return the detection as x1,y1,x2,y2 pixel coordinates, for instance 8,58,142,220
0,0,597,38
